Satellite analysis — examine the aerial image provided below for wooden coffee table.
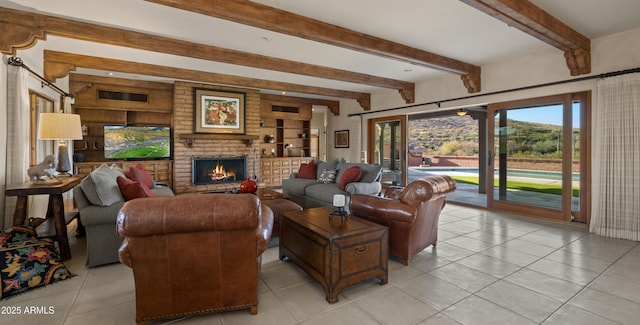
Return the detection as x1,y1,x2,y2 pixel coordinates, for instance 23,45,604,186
256,187,283,200
279,207,388,303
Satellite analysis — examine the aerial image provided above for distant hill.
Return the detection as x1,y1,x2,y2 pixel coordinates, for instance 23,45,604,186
408,116,478,155
408,116,573,158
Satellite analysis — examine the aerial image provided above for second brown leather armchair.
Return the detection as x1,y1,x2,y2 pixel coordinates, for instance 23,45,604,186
349,175,456,265
117,193,273,324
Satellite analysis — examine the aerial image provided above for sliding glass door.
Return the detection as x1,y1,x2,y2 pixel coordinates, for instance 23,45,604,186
368,115,407,187
488,92,590,222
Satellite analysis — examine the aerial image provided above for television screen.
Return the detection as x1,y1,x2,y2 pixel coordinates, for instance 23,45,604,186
104,126,170,159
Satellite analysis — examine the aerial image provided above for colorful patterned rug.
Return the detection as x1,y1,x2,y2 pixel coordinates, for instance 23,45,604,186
1,225,74,300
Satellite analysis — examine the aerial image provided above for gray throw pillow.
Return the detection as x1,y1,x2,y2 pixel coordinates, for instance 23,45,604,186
318,169,338,184
80,164,126,206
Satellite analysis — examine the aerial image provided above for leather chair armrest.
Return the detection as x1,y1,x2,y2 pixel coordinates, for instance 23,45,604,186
256,204,274,255
118,238,132,267
384,186,404,199
350,194,417,223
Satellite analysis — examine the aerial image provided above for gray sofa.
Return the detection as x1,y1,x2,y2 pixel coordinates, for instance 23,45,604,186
73,164,174,267
282,159,382,210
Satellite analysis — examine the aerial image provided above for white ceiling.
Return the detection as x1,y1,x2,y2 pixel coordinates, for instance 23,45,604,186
3,0,640,99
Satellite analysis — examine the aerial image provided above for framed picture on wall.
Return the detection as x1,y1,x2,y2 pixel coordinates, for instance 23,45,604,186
194,88,245,134
334,130,349,148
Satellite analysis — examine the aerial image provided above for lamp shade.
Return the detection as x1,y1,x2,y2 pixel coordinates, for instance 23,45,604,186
38,113,83,140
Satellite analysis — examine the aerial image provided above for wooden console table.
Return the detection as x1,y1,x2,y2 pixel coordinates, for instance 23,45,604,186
5,175,84,261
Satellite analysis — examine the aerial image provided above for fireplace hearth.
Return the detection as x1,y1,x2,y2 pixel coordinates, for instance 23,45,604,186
192,156,247,185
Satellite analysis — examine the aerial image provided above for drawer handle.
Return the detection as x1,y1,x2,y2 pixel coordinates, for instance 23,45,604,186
355,245,368,254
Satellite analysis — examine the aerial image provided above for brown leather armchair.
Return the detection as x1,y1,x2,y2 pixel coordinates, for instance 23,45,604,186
116,193,274,324
349,175,456,265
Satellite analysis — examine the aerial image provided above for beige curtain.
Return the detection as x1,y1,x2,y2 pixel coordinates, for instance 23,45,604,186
591,73,640,241
2,64,31,228
0,56,7,228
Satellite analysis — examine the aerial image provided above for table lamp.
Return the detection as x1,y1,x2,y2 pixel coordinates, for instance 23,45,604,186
37,112,83,175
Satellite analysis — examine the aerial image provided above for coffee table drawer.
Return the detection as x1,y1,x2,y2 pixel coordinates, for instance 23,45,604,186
340,240,383,276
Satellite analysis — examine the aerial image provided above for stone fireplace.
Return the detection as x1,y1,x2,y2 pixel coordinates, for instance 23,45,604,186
192,156,247,185
172,81,261,194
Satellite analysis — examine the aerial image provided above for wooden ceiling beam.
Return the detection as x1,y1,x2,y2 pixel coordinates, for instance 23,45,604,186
0,7,404,105
460,0,591,75
146,0,481,93
43,50,371,110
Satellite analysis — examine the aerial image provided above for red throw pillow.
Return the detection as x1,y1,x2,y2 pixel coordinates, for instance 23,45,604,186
117,176,154,201
339,165,362,190
128,164,155,189
298,160,317,179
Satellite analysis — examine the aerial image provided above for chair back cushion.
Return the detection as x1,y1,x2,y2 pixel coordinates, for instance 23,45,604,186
116,193,272,322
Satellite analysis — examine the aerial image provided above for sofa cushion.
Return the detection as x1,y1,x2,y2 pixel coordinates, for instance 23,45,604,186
316,159,340,179
318,169,338,184
281,178,319,195
339,165,362,190
150,185,175,197
304,183,348,204
298,160,317,179
80,164,126,207
127,163,155,189
117,176,154,201
358,164,383,183
336,160,382,184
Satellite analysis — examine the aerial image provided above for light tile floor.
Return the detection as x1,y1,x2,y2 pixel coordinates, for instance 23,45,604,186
2,204,640,325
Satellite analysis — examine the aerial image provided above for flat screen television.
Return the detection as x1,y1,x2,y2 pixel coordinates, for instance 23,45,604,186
104,126,171,159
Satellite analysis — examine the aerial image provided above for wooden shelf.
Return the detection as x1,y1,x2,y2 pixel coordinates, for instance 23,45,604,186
178,133,259,147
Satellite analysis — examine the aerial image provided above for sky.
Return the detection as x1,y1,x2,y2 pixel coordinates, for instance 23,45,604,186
505,103,581,126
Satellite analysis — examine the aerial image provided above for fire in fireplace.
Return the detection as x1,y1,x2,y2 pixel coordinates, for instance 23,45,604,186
192,156,247,185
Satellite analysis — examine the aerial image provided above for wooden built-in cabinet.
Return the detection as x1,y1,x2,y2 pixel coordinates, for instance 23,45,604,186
70,74,174,188
260,118,311,157
260,157,312,187
259,95,313,186
70,74,173,162
74,160,173,189
73,108,172,162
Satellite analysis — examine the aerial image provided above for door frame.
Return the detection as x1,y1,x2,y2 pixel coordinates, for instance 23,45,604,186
487,92,591,223
367,115,407,186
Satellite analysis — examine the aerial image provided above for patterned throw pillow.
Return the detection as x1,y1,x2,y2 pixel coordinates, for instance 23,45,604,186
0,226,74,299
318,169,338,184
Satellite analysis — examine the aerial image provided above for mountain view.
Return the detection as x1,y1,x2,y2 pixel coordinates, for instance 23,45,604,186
408,116,576,159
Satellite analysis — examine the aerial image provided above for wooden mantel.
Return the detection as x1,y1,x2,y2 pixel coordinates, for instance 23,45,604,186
178,134,259,147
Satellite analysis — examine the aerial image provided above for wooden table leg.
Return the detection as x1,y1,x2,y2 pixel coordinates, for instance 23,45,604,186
12,196,28,226
49,194,71,261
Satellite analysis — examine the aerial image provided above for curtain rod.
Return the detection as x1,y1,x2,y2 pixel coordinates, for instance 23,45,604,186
348,67,640,117
7,56,73,98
